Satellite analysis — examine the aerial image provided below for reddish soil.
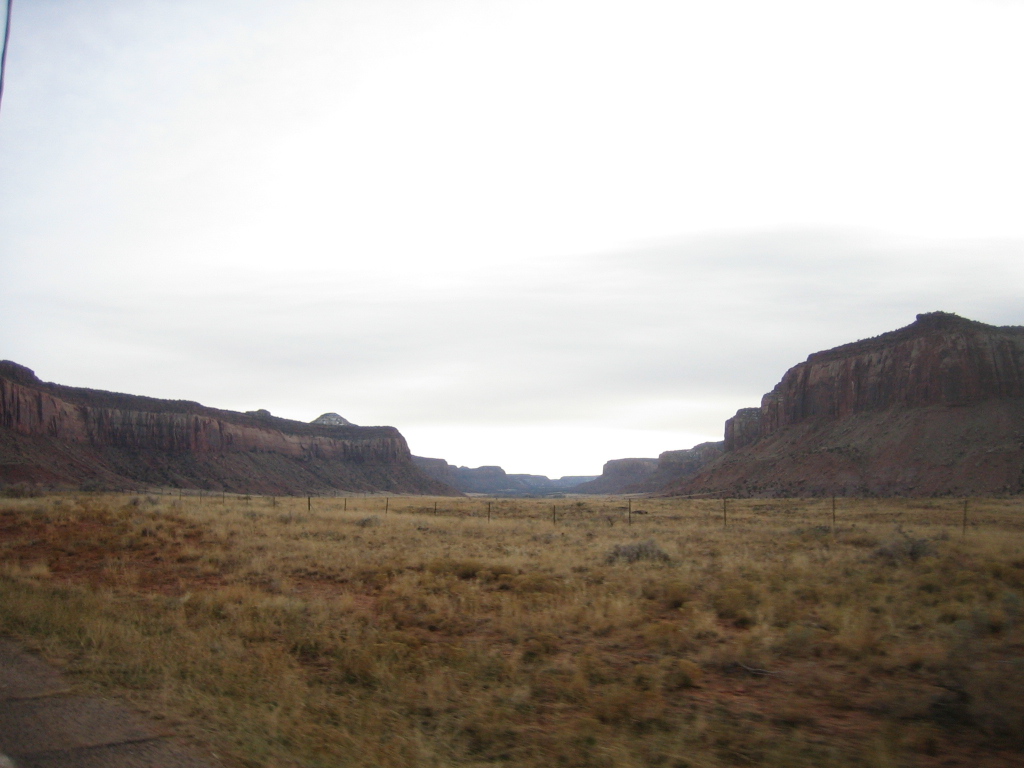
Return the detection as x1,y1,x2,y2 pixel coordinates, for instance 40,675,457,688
3,508,1021,766
0,508,228,595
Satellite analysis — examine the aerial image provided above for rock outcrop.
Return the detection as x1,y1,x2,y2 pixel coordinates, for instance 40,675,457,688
724,409,761,452
411,456,457,486
575,443,725,495
574,458,659,494
412,456,596,495
0,361,458,495
312,412,354,426
630,442,726,493
670,313,1024,497
448,465,512,494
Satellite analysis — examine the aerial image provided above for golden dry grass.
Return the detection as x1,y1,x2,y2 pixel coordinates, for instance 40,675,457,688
1,492,1023,767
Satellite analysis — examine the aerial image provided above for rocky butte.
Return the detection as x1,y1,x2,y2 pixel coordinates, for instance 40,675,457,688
671,312,1024,497
0,361,457,495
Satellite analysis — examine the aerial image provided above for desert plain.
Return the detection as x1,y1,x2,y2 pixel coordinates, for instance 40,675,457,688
1,491,1022,767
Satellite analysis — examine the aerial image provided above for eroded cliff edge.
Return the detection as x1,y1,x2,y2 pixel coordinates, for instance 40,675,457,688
672,312,1024,497
0,361,458,495
574,443,725,495
572,458,660,495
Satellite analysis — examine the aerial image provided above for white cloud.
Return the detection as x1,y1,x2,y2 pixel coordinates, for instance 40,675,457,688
2,0,1023,476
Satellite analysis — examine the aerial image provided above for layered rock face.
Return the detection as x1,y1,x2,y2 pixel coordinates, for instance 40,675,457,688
724,409,761,452
759,312,1024,432
0,361,457,495
672,313,1024,497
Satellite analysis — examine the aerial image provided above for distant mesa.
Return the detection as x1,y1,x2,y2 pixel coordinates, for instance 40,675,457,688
412,456,596,496
637,442,726,492
573,458,658,494
575,444,724,495
312,412,354,427
0,362,457,496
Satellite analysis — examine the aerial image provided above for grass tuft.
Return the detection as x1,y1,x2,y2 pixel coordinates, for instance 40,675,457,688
605,539,670,564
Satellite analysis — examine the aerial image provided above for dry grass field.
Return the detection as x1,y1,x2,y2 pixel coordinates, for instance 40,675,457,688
1,492,1023,767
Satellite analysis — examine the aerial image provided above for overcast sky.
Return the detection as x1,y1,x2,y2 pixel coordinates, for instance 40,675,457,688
2,0,1023,477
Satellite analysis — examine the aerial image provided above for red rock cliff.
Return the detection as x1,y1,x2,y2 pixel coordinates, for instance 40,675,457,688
0,361,456,495
724,408,761,452
671,313,1024,497
758,312,1024,436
